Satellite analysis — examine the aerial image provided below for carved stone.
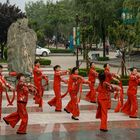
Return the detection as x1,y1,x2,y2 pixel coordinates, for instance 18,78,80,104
7,18,37,74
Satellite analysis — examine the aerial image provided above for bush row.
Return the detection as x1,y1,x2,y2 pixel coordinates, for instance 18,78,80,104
49,48,73,53
78,67,104,77
78,68,129,85
97,57,109,61
37,59,51,65
111,76,129,86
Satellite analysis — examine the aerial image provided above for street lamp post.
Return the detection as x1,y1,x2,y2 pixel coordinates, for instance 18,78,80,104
121,10,134,76
121,12,127,77
75,14,79,68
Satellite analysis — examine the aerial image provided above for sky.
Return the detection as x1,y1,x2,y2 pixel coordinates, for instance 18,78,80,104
0,0,59,12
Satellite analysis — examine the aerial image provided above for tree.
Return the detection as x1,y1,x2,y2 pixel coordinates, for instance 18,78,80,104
26,0,76,47
0,2,26,59
108,21,135,76
75,0,122,57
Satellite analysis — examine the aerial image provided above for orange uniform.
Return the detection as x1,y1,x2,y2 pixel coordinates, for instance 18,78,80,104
0,74,11,120
122,73,140,117
104,68,116,109
65,74,87,117
33,65,44,107
96,81,118,130
3,81,29,134
48,71,67,111
86,68,98,102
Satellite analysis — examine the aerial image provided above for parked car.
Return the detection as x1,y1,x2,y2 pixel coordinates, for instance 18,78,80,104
36,46,51,56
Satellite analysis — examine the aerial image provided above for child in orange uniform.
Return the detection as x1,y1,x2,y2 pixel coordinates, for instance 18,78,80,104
33,60,48,107
48,65,69,112
86,62,98,103
3,73,36,134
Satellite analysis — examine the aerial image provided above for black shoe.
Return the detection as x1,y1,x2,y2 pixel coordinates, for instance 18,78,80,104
90,101,96,103
17,132,27,135
48,102,52,107
64,108,70,114
55,109,62,112
71,116,79,120
3,118,9,125
100,129,108,132
129,116,138,118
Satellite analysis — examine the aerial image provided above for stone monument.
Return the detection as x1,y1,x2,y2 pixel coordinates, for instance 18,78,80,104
7,18,37,74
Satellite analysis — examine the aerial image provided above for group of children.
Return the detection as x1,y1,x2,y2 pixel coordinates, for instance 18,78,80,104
0,60,139,134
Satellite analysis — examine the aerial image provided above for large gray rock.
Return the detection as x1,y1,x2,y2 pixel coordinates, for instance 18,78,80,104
7,18,37,74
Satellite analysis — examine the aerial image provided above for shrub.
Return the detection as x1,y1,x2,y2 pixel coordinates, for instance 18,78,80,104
95,67,104,73
37,59,51,65
0,59,7,63
97,57,109,61
78,67,104,77
49,48,73,53
79,69,87,77
121,75,129,86
111,75,129,86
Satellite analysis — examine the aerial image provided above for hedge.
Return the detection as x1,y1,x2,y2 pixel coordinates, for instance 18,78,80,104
111,75,129,86
97,57,109,61
78,67,104,77
77,68,129,85
49,48,73,53
37,59,51,65
0,59,7,63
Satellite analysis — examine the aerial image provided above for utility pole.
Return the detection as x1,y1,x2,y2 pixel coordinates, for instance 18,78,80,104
75,14,80,68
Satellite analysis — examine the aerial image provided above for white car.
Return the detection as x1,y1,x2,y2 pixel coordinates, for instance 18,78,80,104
36,46,51,56
115,50,122,58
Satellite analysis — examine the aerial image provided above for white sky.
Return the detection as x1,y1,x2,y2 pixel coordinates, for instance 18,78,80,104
0,0,59,12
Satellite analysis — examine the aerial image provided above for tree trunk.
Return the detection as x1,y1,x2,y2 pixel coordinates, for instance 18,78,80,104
121,50,126,77
101,19,106,57
83,42,86,60
1,44,4,59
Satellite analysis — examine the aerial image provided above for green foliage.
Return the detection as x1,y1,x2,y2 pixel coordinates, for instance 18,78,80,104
49,48,73,53
79,69,88,77
95,68,104,73
26,0,140,54
97,57,109,61
36,59,51,65
111,75,129,86
0,3,26,58
36,30,45,46
121,76,129,86
26,0,75,45
78,67,104,77
0,59,7,63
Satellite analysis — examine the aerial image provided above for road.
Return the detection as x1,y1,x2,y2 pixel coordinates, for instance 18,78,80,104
46,51,121,73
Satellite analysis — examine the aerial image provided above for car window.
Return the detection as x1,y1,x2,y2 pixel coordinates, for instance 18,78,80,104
37,46,42,49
